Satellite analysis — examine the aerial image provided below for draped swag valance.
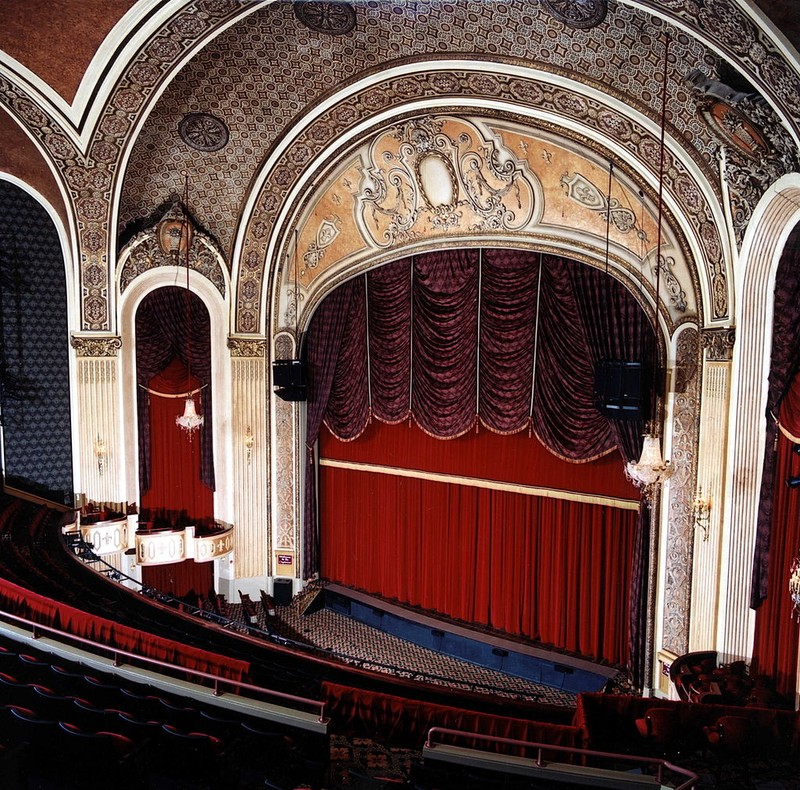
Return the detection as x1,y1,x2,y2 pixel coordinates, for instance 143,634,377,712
306,249,656,462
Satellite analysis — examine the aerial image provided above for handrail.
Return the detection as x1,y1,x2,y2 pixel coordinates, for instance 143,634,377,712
425,726,699,790
0,607,327,723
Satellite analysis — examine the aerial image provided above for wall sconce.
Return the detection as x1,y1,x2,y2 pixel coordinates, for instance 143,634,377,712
692,486,712,541
244,428,254,465
94,436,107,476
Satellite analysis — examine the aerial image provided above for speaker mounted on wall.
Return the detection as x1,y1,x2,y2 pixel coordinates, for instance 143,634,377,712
273,359,306,402
594,360,649,420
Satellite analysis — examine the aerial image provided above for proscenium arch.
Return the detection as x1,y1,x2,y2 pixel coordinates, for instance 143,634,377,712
117,267,234,525
234,60,726,340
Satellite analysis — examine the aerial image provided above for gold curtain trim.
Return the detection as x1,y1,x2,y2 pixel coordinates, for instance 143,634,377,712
319,457,639,510
140,384,206,399
778,421,800,444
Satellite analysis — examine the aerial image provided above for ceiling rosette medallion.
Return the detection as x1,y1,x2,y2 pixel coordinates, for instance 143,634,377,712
357,117,536,248
540,0,608,29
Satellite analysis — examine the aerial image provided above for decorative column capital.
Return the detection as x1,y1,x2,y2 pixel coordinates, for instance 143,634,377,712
701,327,736,361
70,334,122,357
228,336,267,358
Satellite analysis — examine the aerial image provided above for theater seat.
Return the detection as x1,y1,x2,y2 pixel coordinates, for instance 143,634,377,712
634,707,680,753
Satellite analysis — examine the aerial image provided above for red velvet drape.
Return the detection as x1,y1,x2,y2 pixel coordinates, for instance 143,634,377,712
140,356,214,598
320,423,637,664
751,428,800,697
140,356,213,525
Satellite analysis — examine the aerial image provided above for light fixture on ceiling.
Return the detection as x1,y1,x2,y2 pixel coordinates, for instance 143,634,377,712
175,172,204,437
625,34,673,500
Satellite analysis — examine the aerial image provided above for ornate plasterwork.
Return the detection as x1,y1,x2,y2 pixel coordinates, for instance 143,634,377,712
228,337,267,358
701,326,736,361
540,0,608,29
240,72,725,334
293,1,357,35
644,0,800,138
662,326,702,655
0,1,249,331
687,70,800,246
70,335,122,358
118,201,226,296
357,117,536,249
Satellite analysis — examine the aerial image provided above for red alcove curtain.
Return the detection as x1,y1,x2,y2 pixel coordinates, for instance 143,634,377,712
140,356,214,525
751,378,800,697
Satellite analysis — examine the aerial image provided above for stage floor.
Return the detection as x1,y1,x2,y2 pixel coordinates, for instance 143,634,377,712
268,582,622,707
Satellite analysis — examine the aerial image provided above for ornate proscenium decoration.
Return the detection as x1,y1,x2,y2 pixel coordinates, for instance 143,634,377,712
790,551,800,622
692,486,712,541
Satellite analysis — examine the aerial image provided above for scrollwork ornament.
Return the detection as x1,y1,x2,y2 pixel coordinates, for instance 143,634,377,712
70,335,122,357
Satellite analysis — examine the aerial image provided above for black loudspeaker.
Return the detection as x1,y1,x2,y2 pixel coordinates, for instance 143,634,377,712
594,360,649,420
273,578,293,606
273,359,305,387
275,385,307,402
273,359,307,401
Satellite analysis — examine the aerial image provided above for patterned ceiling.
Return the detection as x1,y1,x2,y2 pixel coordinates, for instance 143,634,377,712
119,0,727,261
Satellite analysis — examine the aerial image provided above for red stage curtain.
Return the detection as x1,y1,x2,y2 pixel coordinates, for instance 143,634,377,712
751,426,800,697
320,457,636,664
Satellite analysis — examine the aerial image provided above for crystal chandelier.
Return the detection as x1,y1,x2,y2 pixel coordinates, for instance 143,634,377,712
175,171,203,438
790,551,800,622
626,37,673,502
176,396,203,435
626,434,673,500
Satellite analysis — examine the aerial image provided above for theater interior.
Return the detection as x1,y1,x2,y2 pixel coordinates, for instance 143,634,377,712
1,0,800,787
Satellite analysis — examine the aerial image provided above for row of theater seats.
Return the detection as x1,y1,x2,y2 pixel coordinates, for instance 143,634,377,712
0,635,328,789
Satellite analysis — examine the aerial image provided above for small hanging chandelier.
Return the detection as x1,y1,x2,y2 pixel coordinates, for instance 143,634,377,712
175,171,203,438
626,433,673,500
790,551,800,622
177,395,204,435
627,35,673,503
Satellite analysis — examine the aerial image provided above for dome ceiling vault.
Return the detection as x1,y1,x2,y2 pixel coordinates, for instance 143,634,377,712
1,0,800,335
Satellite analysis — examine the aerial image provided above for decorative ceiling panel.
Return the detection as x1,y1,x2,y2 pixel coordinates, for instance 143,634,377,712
119,0,718,261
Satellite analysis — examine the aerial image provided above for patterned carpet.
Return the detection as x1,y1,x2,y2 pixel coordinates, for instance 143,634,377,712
265,583,601,707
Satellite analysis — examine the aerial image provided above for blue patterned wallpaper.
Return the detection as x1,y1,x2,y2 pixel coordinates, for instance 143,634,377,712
0,181,73,504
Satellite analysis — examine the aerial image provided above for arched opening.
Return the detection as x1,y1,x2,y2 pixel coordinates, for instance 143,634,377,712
302,247,662,670
134,286,214,597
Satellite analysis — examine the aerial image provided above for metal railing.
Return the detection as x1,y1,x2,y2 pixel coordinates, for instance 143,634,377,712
425,726,699,789
0,606,327,723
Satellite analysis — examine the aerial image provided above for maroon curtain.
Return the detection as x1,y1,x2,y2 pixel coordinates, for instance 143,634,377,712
140,357,213,526
320,459,636,664
135,286,214,495
307,249,655,667
751,383,800,697
752,222,800,607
